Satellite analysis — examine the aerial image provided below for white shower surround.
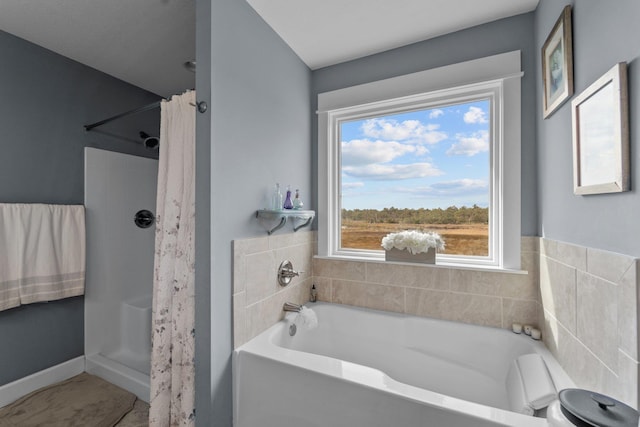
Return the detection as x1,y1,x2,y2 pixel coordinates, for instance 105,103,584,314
234,302,573,427
84,148,158,402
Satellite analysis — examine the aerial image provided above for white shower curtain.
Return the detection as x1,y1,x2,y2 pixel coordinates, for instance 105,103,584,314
150,90,196,427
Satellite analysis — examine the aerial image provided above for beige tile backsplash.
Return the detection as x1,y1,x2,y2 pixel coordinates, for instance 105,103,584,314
232,231,315,347
234,234,540,346
540,237,639,408
232,233,639,408
313,236,540,331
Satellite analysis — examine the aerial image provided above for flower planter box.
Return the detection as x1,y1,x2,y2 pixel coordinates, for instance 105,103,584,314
384,247,435,264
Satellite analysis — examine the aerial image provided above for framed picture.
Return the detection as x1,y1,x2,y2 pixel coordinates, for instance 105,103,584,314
572,63,629,195
542,6,574,118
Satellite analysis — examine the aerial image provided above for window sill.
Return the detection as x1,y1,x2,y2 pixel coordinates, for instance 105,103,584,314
313,254,528,275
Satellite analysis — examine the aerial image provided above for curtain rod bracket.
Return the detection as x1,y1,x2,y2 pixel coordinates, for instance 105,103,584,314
189,101,207,113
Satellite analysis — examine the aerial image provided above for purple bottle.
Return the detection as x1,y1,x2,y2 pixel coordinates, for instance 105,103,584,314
283,185,293,209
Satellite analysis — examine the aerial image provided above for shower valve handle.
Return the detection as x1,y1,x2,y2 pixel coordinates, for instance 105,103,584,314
281,268,304,278
277,260,304,286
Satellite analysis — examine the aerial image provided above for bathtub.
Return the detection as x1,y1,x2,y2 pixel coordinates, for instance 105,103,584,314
233,302,573,427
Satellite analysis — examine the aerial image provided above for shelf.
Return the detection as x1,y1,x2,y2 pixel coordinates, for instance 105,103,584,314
255,209,315,235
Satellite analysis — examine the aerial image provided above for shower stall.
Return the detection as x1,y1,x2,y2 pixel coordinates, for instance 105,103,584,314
84,147,158,402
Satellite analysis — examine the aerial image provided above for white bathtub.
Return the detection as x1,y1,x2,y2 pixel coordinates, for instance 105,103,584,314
233,302,573,427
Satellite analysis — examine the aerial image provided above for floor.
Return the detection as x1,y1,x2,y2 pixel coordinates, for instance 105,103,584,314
116,399,149,426
0,373,149,426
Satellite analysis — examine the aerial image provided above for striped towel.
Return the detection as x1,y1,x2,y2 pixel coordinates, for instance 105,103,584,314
0,203,85,311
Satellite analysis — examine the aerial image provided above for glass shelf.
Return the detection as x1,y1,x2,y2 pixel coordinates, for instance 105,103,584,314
255,209,315,235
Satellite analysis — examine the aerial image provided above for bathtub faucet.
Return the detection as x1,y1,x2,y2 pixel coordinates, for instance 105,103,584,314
283,302,302,313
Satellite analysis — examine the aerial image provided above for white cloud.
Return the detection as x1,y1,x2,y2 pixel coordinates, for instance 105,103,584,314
446,131,489,157
342,139,427,166
361,118,447,144
397,179,488,196
413,145,429,156
429,109,444,119
343,162,443,180
342,182,365,190
463,106,488,124
431,179,487,192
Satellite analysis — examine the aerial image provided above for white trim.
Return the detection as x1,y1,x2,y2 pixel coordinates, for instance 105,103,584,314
501,74,522,269
318,51,522,112
318,51,522,269
328,83,502,265
0,356,85,408
85,353,150,402
313,255,529,275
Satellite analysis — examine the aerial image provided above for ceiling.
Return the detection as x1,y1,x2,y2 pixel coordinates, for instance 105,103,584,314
0,0,539,97
247,0,539,70
0,0,195,98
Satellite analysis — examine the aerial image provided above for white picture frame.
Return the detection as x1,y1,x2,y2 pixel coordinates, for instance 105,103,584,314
571,62,629,195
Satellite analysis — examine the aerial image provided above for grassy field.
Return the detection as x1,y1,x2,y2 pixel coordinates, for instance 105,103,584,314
341,220,489,256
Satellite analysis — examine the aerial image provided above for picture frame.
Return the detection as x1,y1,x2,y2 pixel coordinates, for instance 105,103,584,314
542,6,574,118
571,63,629,195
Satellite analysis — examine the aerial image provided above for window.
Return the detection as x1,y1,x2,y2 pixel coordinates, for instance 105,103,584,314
318,52,522,269
340,97,492,258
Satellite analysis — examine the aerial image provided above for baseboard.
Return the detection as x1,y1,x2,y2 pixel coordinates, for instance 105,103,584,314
0,356,85,408
85,353,150,402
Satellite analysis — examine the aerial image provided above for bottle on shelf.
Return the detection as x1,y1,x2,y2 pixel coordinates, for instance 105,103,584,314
272,183,283,211
292,189,304,210
283,185,293,209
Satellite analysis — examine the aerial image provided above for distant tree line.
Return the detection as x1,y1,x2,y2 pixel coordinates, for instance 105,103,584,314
342,205,488,225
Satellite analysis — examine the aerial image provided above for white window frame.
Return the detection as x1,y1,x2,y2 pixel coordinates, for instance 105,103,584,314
317,51,522,270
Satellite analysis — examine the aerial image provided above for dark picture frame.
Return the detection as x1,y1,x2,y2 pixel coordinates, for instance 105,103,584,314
542,6,574,118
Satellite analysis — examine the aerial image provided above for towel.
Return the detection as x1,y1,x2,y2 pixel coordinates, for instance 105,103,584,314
0,203,85,311
298,307,318,330
285,307,319,331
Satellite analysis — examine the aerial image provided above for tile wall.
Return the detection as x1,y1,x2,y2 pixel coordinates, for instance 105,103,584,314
233,235,539,345
232,234,639,408
540,237,639,408
232,231,315,347
313,237,540,330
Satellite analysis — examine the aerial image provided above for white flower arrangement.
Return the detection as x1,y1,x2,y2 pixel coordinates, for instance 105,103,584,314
381,230,445,254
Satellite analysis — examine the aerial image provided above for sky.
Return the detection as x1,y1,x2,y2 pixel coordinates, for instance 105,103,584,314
340,99,490,210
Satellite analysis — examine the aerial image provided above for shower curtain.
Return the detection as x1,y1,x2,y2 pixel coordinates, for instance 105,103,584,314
150,90,196,427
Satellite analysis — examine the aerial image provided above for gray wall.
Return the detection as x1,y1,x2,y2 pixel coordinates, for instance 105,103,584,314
535,0,640,256
204,0,312,425
312,13,538,236
194,0,212,423
198,10,537,425
0,29,160,386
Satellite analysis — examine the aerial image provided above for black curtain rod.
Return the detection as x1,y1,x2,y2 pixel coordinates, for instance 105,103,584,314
84,97,207,131
84,100,163,131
